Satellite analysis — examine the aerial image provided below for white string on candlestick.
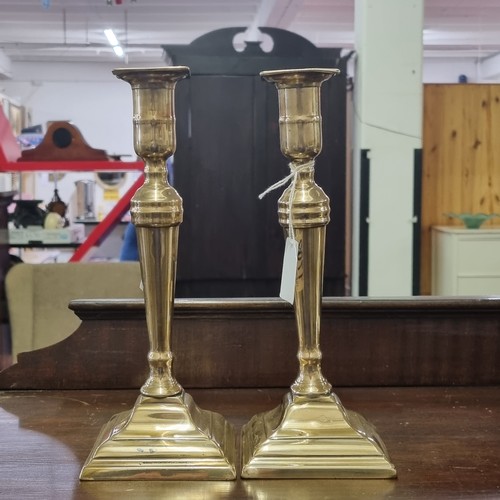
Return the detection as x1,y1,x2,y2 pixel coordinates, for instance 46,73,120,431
258,160,314,241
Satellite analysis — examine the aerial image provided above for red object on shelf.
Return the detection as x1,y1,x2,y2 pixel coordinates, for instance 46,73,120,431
5,160,144,172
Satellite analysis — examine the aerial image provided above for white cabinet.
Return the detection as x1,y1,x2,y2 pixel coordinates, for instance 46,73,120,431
432,226,500,295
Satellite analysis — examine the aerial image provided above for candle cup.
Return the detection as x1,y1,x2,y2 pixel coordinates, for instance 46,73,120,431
80,67,235,481
241,68,396,479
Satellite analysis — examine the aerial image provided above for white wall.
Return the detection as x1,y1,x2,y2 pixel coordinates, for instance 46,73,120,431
2,61,135,158
423,57,479,83
423,56,500,84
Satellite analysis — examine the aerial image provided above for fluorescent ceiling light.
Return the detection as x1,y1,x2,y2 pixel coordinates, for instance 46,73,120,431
104,29,124,58
104,29,119,47
113,45,124,57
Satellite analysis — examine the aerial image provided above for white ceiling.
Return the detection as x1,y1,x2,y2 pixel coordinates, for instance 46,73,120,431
0,0,499,65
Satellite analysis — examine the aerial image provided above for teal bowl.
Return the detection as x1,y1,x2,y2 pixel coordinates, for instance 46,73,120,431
445,212,500,229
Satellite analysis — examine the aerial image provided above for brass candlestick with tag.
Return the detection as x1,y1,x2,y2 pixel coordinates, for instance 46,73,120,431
80,67,236,481
241,68,396,479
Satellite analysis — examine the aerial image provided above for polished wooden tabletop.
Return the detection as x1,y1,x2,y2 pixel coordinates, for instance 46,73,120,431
0,386,499,499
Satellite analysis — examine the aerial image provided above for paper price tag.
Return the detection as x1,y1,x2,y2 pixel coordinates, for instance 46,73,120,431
279,237,299,305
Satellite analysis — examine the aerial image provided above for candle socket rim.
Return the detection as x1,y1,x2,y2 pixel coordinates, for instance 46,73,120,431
112,66,191,84
260,67,340,85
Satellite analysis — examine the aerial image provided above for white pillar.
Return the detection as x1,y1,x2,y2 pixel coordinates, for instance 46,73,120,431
352,0,423,296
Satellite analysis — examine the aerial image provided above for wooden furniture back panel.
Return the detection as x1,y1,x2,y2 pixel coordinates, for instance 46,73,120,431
421,84,500,294
166,28,347,298
1,297,499,390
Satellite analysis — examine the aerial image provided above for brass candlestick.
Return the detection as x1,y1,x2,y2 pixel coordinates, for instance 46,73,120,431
241,68,396,479
80,67,236,481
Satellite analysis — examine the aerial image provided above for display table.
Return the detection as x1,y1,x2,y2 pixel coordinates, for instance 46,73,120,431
0,386,498,499
432,225,500,295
